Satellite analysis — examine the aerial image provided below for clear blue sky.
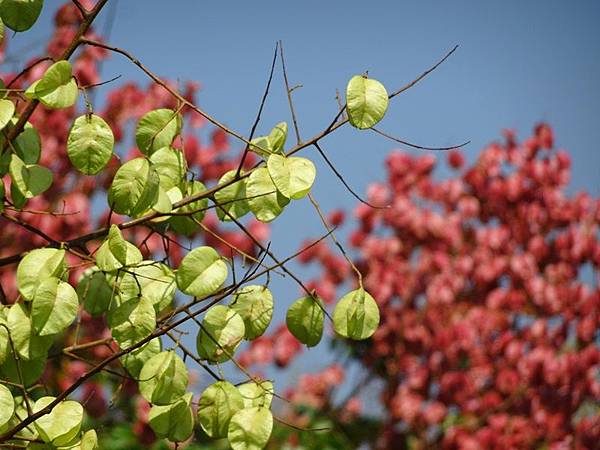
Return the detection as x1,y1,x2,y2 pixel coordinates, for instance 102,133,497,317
9,0,600,403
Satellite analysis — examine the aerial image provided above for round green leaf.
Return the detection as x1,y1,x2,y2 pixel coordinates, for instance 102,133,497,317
107,157,160,216
139,351,188,405
0,310,8,365
33,397,83,446
107,296,156,349
9,154,53,199
148,392,194,442
76,267,115,316
0,0,43,32
0,352,46,386
135,109,182,156
267,154,316,200
168,180,208,235
0,99,14,131
332,288,380,340
16,248,66,300
249,136,272,158
79,430,99,450
214,170,250,222
95,225,143,272
120,337,161,378
0,384,14,428
149,146,186,190
197,305,245,363
230,285,273,340
238,380,274,409
198,381,244,438
267,122,287,153
31,277,78,336
115,261,176,314
26,61,78,109
0,118,42,164
67,114,114,175
246,167,289,223
286,296,324,347
7,303,54,360
176,246,227,297
346,75,389,129
227,406,273,450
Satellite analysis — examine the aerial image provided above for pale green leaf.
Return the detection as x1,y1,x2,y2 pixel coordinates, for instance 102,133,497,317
214,170,250,222
149,146,186,190
246,167,289,223
0,99,14,131
120,337,161,378
148,392,194,442
227,406,273,450
198,381,244,438
346,75,389,129
135,109,182,156
332,288,380,340
266,154,316,200
7,303,54,360
114,261,175,314
230,285,273,340
139,351,188,405
16,248,65,300
95,225,142,272
197,305,245,363
176,246,227,297
26,61,78,109
31,277,78,336
238,380,273,409
267,122,287,153
9,154,53,199
169,180,208,235
67,114,114,175
107,296,155,349
107,157,160,217
0,384,14,428
33,397,83,446
286,296,324,347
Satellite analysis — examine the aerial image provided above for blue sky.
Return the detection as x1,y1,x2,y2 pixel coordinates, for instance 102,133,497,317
8,0,600,407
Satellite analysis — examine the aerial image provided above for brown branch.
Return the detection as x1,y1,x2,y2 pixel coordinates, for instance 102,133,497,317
279,40,302,145
371,127,470,151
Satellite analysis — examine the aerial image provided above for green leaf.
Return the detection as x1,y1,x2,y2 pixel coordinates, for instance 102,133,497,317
0,0,43,32
198,381,244,438
267,122,287,153
0,181,4,213
135,109,182,156
114,261,176,314
120,337,161,378
0,18,4,44
107,296,155,349
76,267,115,316
214,170,250,222
227,406,273,450
0,352,45,386
7,303,54,360
0,99,14,131
230,285,273,340
168,180,208,235
16,248,66,300
237,380,274,409
197,305,245,363
139,351,188,405
26,61,78,109
95,225,143,272
346,75,389,129
107,157,160,217
9,154,53,199
266,154,316,200
67,114,114,175
0,384,14,428
80,430,99,450
0,118,42,164
332,288,380,340
31,277,78,336
246,167,289,223
33,397,83,446
148,392,194,442
0,310,8,364
286,296,324,347
249,136,272,158
176,246,227,297
149,146,186,190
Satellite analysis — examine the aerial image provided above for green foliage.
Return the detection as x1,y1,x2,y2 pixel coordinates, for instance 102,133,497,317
214,170,250,221
0,384,14,429
76,267,115,316
26,60,79,109
107,157,160,216
230,285,273,340
138,351,189,405
246,167,289,222
95,225,143,271
31,277,78,336
333,288,380,340
136,108,182,155
346,75,389,129
33,397,83,446
16,248,66,300
9,154,53,201
237,380,273,409
198,381,245,438
0,98,14,130
107,296,156,349
197,305,245,363
286,296,324,347
227,407,273,450
0,0,44,32
176,246,228,297
148,392,195,442
67,114,115,175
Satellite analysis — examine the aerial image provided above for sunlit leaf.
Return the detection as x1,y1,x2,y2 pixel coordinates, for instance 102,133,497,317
148,392,194,442
76,267,115,316
135,109,182,156
120,337,161,378
139,351,188,405
230,285,273,340
168,180,208,235
107,296,155,349
0,99,15,131
332,288,380,340
214,170,250,222
26,61,78,109
149,146,186,190
286,295,324,347
67,114,114,175
0,384,14,428
114,261,176,314
267,154,316,200
16,248,66,300
95,225,142,272
107,157,160,217
197,305,245,363
9,154,53,199
237,380,273,409
346,75,388,129
246,167,289,223
31,277,78,336
198,381,244,438
33,397,83,446
176,246,227,297
227,406,273,450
